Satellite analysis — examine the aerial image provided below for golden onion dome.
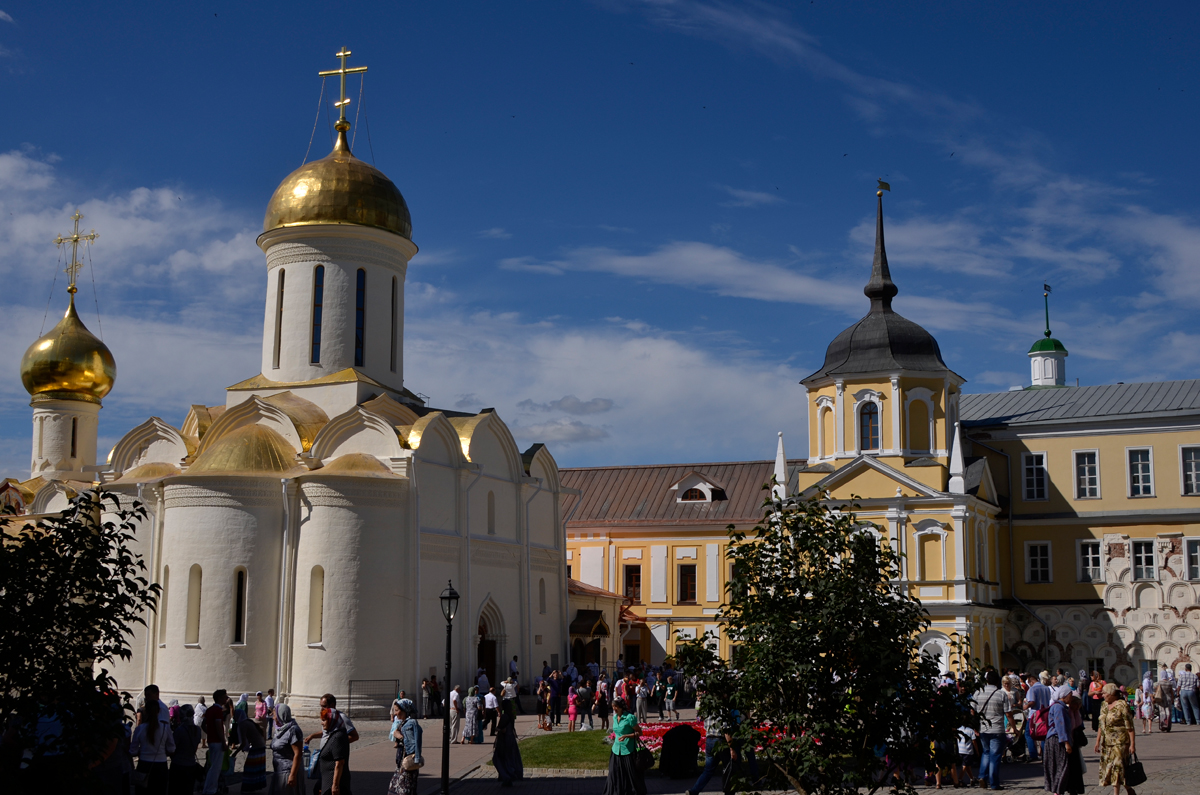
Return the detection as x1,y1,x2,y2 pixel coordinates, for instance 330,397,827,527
187,424,306,476
20,297,116,404
263,129,412,239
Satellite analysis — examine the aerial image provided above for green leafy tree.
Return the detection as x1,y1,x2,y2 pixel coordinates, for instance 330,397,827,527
0,488,159,782
674,491,980,795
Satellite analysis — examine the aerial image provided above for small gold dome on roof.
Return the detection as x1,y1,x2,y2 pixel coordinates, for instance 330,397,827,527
21,297,116,404
263,130,412,239
188,424,305,476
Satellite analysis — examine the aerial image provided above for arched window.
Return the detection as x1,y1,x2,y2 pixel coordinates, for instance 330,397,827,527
272,269,285,369
390,276,398,373
908,399,930,452
538,578,547,614
158,566,169,646
308,565,324,645
354,268,366,367
681,488,705,501
186,564,203,645
487,491,496,534
859,402,880,451
311,265,324,364
232,568,247,644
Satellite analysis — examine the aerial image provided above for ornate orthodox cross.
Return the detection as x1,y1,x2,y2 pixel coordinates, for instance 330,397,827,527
54,211,98,295
318,47,368,124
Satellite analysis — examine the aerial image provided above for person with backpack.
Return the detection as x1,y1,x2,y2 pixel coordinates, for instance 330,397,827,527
974,670,1014,790
1025,672,1053,763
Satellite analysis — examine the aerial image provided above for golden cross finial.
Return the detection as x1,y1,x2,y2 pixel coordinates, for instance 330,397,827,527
318,46,368,128
54,211,98,295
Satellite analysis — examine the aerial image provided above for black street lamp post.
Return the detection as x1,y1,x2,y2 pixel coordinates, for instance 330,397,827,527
439,581,460,795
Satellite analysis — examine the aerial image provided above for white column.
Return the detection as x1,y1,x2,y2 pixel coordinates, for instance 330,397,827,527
951,504,967,601
890,376,901,454
30,398,100,481
835,380,846,456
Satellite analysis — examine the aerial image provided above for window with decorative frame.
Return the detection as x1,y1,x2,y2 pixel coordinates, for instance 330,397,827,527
677,564,697,603
1186,539,1200,581
624,564,642,602
1132,540,1156,581
1182,447,1200,496
859,402,880,451
1128,448,1154,497
1074,450,1099,499
1026,542,1051,583
1023,452,1048,501
1078,540,1102,583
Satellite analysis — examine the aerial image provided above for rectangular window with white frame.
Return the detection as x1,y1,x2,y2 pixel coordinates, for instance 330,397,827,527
1077,540,1102,583
1026,541,1052,583
1074,450,1100,499
1182,446,1200,496
1132,540,1156,581
1023,452,1048,501
1127,447,1154,497
1186,539,1200,581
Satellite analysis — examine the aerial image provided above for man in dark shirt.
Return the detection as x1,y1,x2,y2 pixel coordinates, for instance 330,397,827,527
576,681,594,730
201,689,229,795
319,707,352,795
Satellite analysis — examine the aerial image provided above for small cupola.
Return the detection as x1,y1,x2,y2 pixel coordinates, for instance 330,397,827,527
1028,285,1068,388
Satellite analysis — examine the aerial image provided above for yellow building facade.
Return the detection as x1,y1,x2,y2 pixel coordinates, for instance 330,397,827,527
564,193,1200,685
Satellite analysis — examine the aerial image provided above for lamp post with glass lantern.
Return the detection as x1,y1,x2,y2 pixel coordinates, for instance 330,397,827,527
439,581,459,795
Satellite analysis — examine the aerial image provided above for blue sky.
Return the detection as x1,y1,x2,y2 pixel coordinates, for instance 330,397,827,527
1,1,1198,474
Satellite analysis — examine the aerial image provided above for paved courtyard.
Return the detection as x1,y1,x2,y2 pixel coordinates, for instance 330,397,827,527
226,709,1200,794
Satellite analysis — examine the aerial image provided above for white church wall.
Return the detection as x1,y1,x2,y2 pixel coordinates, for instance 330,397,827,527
101,492,155,693
470,476,518,541
155,479,283,700
30,399,99,479
526,487,557,548
289,477,409,712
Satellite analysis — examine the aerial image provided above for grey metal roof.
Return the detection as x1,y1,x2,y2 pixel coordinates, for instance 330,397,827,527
803,194,951,384
959,380,1200,428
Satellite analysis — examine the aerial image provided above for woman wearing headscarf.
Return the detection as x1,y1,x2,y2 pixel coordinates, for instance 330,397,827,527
319,705,353,795
269,703,304,795
234,705,268,792
463,686,480,744
387,698,423,795
602,697,645,795
169,704,201,794
492,701,524,788
1094,682,1137,795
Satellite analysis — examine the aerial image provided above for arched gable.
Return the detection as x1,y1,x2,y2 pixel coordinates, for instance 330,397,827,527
309,406,406,463
32,481,77,515
193,394,318,458
448,412,524,481
360,393,421,428
408,413,465,467
524,443,561,493
109,417,193,476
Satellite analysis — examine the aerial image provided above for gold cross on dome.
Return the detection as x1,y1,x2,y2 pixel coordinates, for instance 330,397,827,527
318,47,368,124
54,211,98,294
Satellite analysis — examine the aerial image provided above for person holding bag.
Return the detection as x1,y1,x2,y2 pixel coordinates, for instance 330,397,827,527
388,698,423,795
603,697,646,795
1094,683,1138,795
318,706,352,795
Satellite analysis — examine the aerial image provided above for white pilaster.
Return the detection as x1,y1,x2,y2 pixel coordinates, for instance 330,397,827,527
890,375,900,454
835,380,845,455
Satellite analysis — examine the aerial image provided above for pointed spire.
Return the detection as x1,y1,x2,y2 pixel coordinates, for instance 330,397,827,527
865,190,898,312
773,431,788,501
948,422,965,495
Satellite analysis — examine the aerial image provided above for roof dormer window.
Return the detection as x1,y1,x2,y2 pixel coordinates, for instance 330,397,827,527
669,471,726,503
681,488,705,501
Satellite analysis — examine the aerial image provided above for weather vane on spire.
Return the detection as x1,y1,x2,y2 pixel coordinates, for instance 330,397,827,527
318,47,368,129
54,211,98,295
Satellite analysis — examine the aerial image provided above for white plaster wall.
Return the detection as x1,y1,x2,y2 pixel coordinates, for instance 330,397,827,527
155,479,283,700
471,476,517,540
100,494,154,693
526,460,558,549
290,478,409,707
258,227,412,390
31,400,99,479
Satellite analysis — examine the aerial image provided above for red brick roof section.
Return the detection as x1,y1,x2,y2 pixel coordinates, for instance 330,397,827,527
560,459,805,528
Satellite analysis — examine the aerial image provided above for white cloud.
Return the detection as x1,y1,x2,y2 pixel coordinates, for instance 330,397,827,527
517,395,615,415
0,10,13,23
478,227,512,240
509,419,609,444
718,185,783,208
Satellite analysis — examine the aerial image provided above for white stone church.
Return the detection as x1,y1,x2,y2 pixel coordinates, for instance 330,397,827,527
6,63,569,713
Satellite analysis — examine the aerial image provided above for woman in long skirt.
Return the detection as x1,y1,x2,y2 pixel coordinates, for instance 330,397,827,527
1094,683,1137,795
602,697,645,795
492,702,524,788
388,699,424,795
463,687,480,744
234,708,268,792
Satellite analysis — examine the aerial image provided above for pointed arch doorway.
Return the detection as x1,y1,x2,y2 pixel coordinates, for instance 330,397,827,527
477,598,506,688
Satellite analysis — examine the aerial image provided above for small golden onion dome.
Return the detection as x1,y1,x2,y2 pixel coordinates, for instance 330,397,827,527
20,297,117,404
188,424,306,476
263,129,412,239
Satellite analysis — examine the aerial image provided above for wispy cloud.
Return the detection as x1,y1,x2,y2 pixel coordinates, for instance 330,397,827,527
517,395,615,415
478,227,512,239
0,10,13,24
718,184,783,208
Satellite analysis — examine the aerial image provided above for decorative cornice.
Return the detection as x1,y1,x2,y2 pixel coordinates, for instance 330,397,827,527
164,481,279,508
299,480,403,508
264,238,406,272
